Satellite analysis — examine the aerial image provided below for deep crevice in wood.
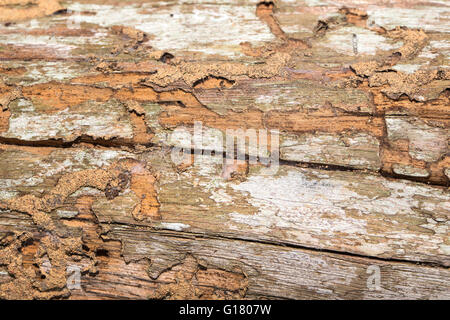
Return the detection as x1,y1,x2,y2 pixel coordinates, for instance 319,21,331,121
107,222,450,269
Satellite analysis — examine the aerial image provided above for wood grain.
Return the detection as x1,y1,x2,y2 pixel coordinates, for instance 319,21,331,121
0,0,448,299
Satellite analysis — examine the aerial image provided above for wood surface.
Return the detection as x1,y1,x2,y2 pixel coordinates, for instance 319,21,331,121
0,0,448,299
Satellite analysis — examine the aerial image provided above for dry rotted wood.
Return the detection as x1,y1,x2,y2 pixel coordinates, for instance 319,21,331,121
0,0,448,299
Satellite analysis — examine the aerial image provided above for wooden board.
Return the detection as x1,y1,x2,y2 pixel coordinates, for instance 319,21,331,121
0,0,448,299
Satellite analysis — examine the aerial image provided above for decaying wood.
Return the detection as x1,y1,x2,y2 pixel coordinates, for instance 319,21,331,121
0,0,448,299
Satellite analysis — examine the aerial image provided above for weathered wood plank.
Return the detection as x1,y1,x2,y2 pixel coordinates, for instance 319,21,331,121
0,0,449,300
0,0,448,184
0,146,448,267
113,227,450,300
1,209,449,300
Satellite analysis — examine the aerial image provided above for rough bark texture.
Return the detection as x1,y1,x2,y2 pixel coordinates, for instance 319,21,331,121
0,0,448,299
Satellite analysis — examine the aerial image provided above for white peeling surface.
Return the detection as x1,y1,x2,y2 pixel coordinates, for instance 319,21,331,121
386,117,449,162
280,132,381,170
226,167,449,257
3,61,88,85
367,7,450,33
0,148,132,200
392,64,423,74
320,26,400,56
160,222,190,231
4,99,134,141
392,164,430,178
66,3,275,57
230,170,367,233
